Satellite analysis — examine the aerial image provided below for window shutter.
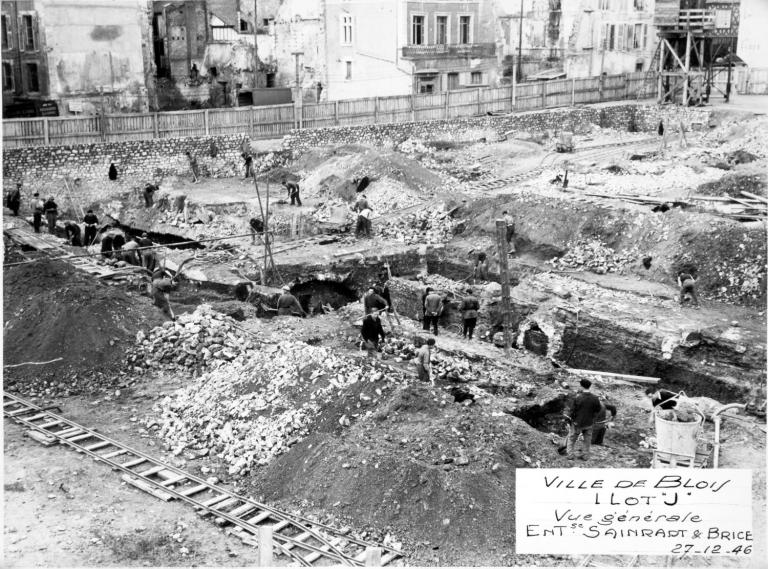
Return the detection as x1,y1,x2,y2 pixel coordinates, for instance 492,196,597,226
18,16,26,51
617,24,625,51
32,14,39,50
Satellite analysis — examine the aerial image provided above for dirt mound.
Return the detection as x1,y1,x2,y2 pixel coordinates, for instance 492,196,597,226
696,171,767,197
255,381,563,566
3,258,164,393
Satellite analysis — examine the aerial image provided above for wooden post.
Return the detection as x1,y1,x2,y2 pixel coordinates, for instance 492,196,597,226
477,87,482,115
541,82,546,109
374,96,379,123
43,117,49,145
683,31,692,105
153,113,159,138
657,40,664,103
512,67,517,109
100,112,107,142
249,106,254,136
495,219,512,356
364,547,382,567
571,77,576,106
444,91,449,119
410,94,415,121
624,73,630,99
334,100,339,125
257,526,273,566
204,109,210,136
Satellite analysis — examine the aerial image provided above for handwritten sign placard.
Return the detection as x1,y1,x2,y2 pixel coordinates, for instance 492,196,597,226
516,469,753,556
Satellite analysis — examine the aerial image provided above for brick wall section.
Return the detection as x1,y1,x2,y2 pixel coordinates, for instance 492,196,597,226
282,104,713,151
2,134,248,215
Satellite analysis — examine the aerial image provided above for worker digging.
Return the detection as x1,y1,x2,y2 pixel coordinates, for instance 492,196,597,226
2,50,766,569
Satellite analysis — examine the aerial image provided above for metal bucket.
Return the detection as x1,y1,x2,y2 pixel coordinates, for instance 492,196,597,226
654,412,702,457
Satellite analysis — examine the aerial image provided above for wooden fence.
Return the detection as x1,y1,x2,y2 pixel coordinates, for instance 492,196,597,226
2,72,649,148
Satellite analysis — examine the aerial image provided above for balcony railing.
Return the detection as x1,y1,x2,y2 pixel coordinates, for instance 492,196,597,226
402,43,496,59
655,9,715,31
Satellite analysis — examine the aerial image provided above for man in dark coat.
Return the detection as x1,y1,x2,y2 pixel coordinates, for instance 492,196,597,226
363,287,388,315
83,209,99,245
677,271,699,307
249,217,264,244
108,163,118,181
423,289,444,335
43,197,58,233
64,221,82,246
242,152,254,178
277,286,306,317
7,183,21,216
360,309,386,352
591,398,618,445
283,178,302,206
459,287,480,340
143,183,157,208
565,378,601,460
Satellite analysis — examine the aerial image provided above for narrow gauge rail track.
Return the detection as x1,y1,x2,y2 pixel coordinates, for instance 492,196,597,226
3,392,403,567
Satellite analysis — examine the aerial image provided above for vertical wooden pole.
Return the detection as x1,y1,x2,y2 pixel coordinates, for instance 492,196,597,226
657,41,664,103
374,96,379,123
204,109,210,136
624,73,629,99
444,91,449,119
249,106,254,136
334,100,339,125
571,77,576,106
364,547,382,567
410,93,415,121
495,219,512,356
476,87,482,114
683,31,692,106
153,112,159,138
541,82,546,109
43,117,49,145
512,60,517,109
257,526,273,566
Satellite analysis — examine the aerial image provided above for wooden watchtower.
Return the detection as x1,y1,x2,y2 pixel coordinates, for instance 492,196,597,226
653,0,739,105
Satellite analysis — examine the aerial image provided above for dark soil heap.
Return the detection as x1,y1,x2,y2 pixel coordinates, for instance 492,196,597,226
3,258,164,394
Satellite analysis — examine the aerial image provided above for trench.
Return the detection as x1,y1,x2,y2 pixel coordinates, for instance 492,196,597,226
508,393,569,433
289,280,359,315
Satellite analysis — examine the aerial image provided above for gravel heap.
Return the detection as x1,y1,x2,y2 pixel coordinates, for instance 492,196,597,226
548,239,636,274
128,305,256,371
377,209,459,245
153,341,406,475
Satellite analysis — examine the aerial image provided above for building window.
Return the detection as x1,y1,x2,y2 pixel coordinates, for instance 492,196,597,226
436,15,447,44
1,14,11,50
447,72,459,90
633,23,642,49
419,82,433,94
459,16,471,44
634,0,645,10
635,61,643,72
471,71,482,85
608,24,615,50
239,19,249,32
265,72,275,87
626,24,634,51
22,14,35,51
599,0,610,11
411,15,424,45
643,24,648,49
2,61,13,91
341,15,353,45
26,62,39,92
345,61,352,80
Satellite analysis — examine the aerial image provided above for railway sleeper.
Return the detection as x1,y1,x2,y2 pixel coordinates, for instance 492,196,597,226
199,496,240,515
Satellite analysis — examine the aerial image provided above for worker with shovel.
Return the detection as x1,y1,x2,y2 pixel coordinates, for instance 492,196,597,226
277,286,307,317
83,209,99,246
565,378,601,461
415,337,435,386
360,309,386,353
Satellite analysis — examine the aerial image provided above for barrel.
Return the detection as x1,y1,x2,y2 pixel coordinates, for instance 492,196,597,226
654,412,702,457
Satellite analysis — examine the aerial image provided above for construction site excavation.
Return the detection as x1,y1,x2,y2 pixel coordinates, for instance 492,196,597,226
3,98,767,567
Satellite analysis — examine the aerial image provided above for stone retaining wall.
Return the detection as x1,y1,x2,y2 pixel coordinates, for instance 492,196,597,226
2,134,249,215
282,103,712,151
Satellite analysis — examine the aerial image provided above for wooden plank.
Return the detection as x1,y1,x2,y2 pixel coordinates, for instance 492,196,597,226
178,484,210,497
741,191,768,205
121,474,174,501
84,440,112,452
569,368,660,384
136,465,166,477
25,430,57,446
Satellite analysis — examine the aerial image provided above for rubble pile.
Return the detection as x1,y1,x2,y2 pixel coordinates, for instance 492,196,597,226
153,341,406,474
548,239,636,274
377,209,459,245
128,305,256,371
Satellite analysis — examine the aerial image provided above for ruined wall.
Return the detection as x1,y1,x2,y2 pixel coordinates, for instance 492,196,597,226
2,134,248,214
282,104,713,151
36,0,152,115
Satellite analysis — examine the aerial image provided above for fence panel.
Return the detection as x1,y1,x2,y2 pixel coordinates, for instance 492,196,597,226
377,94,412,124
515,82,544,111
104,114,155,142
413,92,444,121
602,74,629,100
573,77,601,104
301,102,337,129
481,86,513,114
2,118,46,147
447,89,480,118
48,116,102,145
208,108,251,135
544,78,571,107
742,68,768,94
157,110,206,138
251,104,294,138
337,97,376,126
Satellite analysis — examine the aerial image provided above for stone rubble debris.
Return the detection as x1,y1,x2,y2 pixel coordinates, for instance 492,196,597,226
548,239,638,274
377,209,460,245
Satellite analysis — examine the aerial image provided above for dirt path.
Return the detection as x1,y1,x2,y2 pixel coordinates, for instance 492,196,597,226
3,380,276,567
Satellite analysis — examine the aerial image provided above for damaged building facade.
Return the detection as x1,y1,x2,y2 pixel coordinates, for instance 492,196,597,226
2,0,154,116
495,0,658,81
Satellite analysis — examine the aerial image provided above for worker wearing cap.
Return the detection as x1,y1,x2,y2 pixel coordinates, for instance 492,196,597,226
151,275,176,320
283,178,302,206
249,217,264,244
360,309,386,352
43,196,58,234
459,287,480,340
423,289,444,335
83,209,99,246
32,192,44,233
277,286,306,317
